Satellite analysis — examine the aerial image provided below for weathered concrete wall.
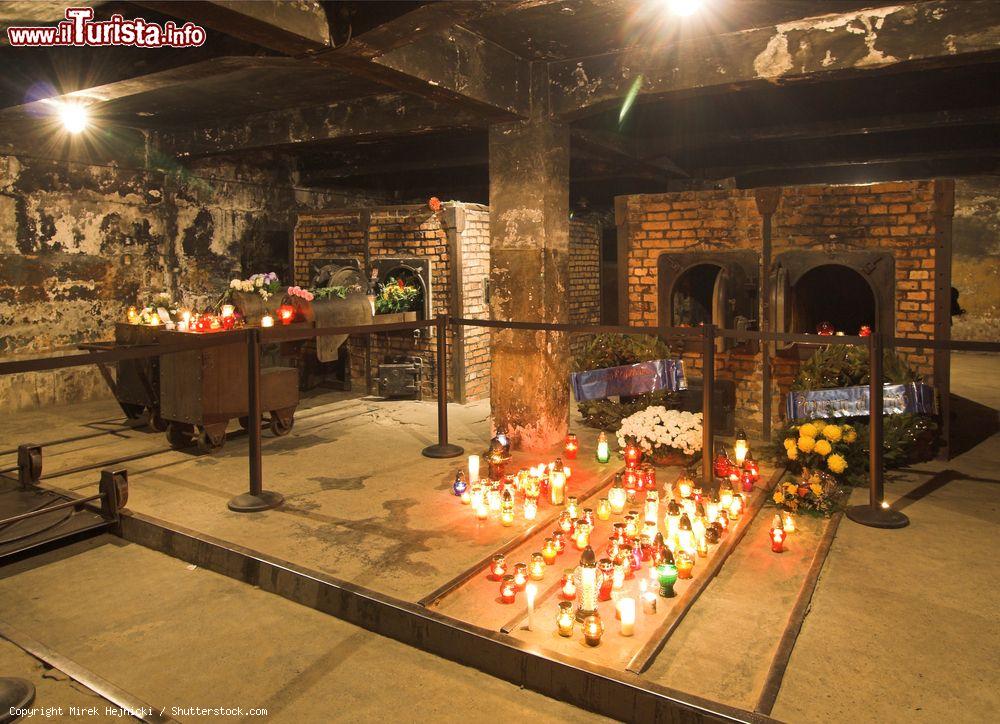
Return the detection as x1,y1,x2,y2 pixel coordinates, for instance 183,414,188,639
0,152,367,411
952,177,1000,341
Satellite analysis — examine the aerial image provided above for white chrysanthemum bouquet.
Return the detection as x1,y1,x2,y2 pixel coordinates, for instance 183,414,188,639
616,406,702,459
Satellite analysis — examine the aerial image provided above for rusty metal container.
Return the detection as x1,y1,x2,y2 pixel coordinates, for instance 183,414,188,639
157,329,299,453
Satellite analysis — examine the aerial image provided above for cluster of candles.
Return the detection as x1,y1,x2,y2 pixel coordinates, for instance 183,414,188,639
713,430,759,493
452,436,573,526
485,440,754,648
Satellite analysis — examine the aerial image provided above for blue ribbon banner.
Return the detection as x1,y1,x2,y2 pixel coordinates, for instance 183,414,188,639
571,359,686,402
785,382,935,420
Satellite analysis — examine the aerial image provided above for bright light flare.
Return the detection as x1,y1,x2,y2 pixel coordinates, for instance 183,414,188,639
58,103,89,134
666,0,702,16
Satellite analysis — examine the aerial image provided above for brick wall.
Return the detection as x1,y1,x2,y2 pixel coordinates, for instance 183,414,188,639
294,204,605,403
621,180,948,429
569,218,602,356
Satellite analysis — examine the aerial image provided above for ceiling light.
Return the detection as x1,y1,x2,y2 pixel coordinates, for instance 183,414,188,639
59,103,88,134
666,0,701,17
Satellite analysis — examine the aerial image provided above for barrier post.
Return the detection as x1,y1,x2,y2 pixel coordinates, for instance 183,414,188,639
702,324,715,485
229,328,284,512
422,314,464,459
846,330,908,528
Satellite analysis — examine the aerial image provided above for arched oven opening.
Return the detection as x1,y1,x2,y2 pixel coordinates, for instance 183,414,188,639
791,264,875,336
371,257,433,328
671,263,721,329
771,251,894,357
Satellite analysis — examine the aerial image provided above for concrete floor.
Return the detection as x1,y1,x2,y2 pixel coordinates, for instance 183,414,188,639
1,351,996,721
0,536,608,723
772,352,1000,722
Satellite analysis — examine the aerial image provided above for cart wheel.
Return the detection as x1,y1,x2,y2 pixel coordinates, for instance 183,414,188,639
148,408,167,432
270,412,294,437
121,403,145,420
197,426,227,453
167,423,194,450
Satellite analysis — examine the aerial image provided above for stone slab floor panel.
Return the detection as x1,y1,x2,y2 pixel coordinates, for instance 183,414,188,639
0,536,608,723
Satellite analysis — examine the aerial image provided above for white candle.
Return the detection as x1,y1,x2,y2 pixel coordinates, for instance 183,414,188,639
526,583,537,631
468,455,480,484
618,598,636,636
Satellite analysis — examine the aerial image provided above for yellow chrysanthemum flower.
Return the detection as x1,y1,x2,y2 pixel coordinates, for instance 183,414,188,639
814,439,832,456
827,454,847,474
772,489,785,504
821,425,842,442
809,482,824,497
798,423,818,439
786,446,798,461
843,429,857,443
783,437,796,450
797,436,815,453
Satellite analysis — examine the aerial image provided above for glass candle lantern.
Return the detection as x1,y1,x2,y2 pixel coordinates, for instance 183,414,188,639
715,515,728,534
487,485,501,512
782,511,795,533
744,452,759,482
691,516,706,544
642,466,656,491
557,602,575,637
500,489,515,527
657,561,679,598
611,522,628,548
770,527,786,553
583,613,604,647
523,497,538,521
611,563,625,592
565,496,580,520
706,500,719,524
676,551,694,580
583,508,595,526
696,534,708,558
574,520,591,550
453,471,468,498
719,480,734,511
486,439,507,481
529,553,546,580
596,431,610,463
652,533,670,566
678,513,693,550
260,314,274,328
676,474,694,500
729,493,744,520
740,469,755,493
596,498,611,521
705,525,720,545
513,563,528,590
624,469,640,501
733,429,749,467
500,575,517,604
560,569,577,600
623,440,642,470
608,476,627,514
549,469,566,506
665,498,681,538
641,584,657,614
488,554,507,581
542,538,558,565
564,434,579,460
475,501,489,521
575,546,599,621
597,559,614,601
552,531,566,553
644,490,660,525
558,511,574,536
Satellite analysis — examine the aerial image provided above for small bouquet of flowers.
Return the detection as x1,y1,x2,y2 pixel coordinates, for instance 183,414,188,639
780,420,858,482
286,285,314,302
616,407,702,464
229,272,281,301
771,467,840,515
374,277,421,314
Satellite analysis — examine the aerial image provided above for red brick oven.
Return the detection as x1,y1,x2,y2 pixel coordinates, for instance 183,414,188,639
618,180,954,433
293,202,602,402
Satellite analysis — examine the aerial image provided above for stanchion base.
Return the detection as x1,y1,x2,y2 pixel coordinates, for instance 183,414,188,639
0,677,35,718
228,490,284,513
422,443,465,459
846,503,909,529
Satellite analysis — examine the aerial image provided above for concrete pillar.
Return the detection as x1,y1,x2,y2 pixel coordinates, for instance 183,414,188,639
489,119,570,451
